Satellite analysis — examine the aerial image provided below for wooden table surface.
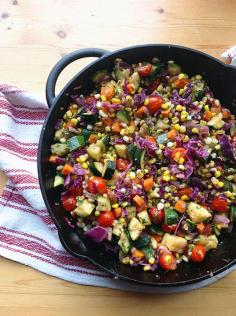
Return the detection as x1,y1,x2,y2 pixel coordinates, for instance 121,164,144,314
1,0,236,315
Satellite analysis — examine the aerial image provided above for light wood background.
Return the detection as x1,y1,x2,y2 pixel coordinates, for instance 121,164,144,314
0,0,236,315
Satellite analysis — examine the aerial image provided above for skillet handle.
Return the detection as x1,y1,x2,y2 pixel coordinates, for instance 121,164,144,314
46,48,110,108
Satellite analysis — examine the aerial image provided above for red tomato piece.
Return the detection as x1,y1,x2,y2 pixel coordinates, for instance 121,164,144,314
211,197,228,212
62,196,77,212
68,185,83,196
87,176,107,195
137,63,152,77
178,187,193,197
159,253,177,270
147,96,164,114
162,223,177,233
190,245,206,262
148,208,164,224
98,211,115,227
116,158,129,171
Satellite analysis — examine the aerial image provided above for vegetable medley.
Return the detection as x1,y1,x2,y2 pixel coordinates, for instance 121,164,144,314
49,57,236,272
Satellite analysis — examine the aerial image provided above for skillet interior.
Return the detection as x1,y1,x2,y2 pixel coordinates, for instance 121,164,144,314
38,44,236,287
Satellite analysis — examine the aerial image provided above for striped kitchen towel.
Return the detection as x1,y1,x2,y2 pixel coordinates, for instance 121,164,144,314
0,47,235,293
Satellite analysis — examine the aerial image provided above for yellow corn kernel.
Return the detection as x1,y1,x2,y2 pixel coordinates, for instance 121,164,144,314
149,158,156,164
183,135,189,142
143,265,151,271
180,115,187,122
82,162,88,169
137,171,144,179
159,144,165,149
174,124,180,131
101,95,107,101
181,195,189,201
111,98,120,104
196,75,202,80
176,105,183,112
122,257,130,264
129,171,136,179
179,164,185,170
200,120,207,126
120,129,125,135
204,105,210,111
192,128,199,134
178,73,185,79
181,111,188,116
227,175,234,181
163,170,170,175
170,176,176,181
161,103,169,110
149,258,155,265
122,202,128,207
163,175,170,182
79,156,86,163
95,211,100,216
217,181,224,188
224,191,233,199
112,203,119,209
179,125,186,133
66,110,73,118
144,98,150,106
179,88,185,95
179,157,185,164
215,144,221,150
71,118,78,126
215,170,221,178
172,117,179,124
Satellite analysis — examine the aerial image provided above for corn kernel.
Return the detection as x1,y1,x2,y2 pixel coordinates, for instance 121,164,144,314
165,202,171,207
200,120,207,126
144,98,150,106
163,175,170,182
181,111,188,116
227,175,234,181
111,98,120,104
105,126,111,132
179,73,185,79
149,258,155,265
181,195,189,201
66,110,73,118
122,202,128,207
172,117,179,124
137,171,144,179
95,211,100,216
179,88,185,95
143,265,151,271
215,144,221,150
192,128,199,134
82,162,88,169
179,125,186,133
162,103,169,110
101,95,107,101
196,75,202,80
179,164,185,170
170,176,176,181
174,124,180,131
217,181,224,188
149,158,156,164
181,115,187,122
163,170,170,175
183,135,189,143
224,191,233,199
120,129,125,135
159,144,165,149
112,203,119,209
122,257,130,264
179,157,185,164
215,170,221,178
71,118,78,126
176,105,183,112
204,105,209,111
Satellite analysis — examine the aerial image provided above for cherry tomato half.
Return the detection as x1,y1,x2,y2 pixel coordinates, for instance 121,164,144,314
148,208,164,224
162,223,177,233
159,253,177,270
211,197,228,212
98,211,115,227
87,176,107,195
137,63,152,77
62,196,77,212
178,187,193,197
173,78,190,89
68,185,83,196
190,245,206,262
116,158,129,171
147,95,164,114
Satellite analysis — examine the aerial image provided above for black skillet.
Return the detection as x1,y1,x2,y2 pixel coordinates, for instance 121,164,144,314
38,44,236,289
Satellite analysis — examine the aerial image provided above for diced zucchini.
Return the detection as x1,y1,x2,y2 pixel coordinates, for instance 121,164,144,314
55,128,70,141
167,62,182,75
185,219,196,232
157,133,168,144
53,175,64,187
142,246,155,260
116,110,131,125
118,230,131,254
149,224,164,235
80,112,99,124
164,208,179,225
87,144,102,161
89,162,104,177
96,196,111,211
230,205,236,223
129,72,140,91
191,81,205,101
224,180,233,192
92,69,110,83
115,144,127,158
114,65,130,82
134,148,145,169
195,234,218,250
128,217,144,241
113,223,124,237
156,119,170,130
126,206,136,220
107,170,120,186
82,129,92,141
74,199,95,217
137,210,151,226
67,136,85,152
97,135,110,152
127,144,137,160
134,235,151,249
187,202,212,224
51,143,69,157
161,233,187,254
207,113,225,129
102,160,116,180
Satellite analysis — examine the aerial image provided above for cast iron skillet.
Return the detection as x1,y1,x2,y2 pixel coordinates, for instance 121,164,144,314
38,44,236,288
